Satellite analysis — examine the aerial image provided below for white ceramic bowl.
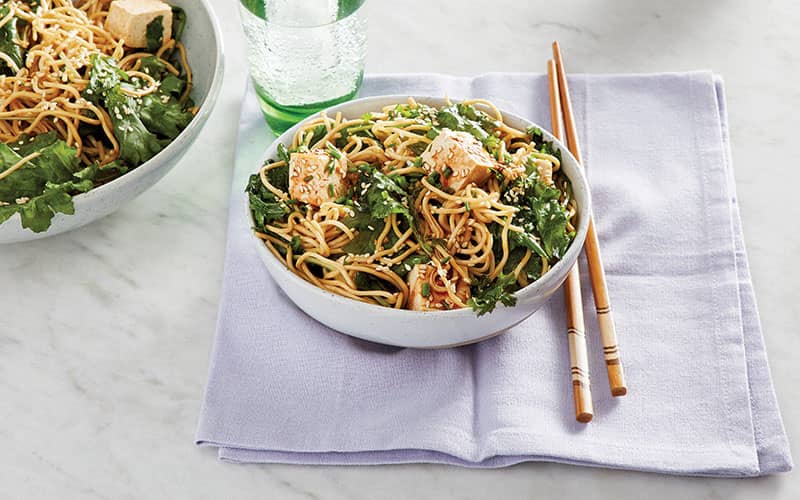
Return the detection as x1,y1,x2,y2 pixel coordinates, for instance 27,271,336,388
249,96,591,348
0,0,224,244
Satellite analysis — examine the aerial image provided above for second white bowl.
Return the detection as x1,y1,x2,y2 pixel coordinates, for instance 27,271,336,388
0,0,224,244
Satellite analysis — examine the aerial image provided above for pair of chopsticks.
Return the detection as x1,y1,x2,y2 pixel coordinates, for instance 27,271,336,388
547,42,627,423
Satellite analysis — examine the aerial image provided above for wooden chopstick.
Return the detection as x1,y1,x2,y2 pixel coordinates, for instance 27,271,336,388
548,59,593,423
552,41,628,397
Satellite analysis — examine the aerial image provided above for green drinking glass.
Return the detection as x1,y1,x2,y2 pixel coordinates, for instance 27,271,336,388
239,0,368,133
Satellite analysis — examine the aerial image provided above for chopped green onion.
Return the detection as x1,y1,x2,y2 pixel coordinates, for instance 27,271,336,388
441,256,451,264
328,183,336,197
442,166,453,178
326,143,342,159
421,282,431,297
464,200,471,211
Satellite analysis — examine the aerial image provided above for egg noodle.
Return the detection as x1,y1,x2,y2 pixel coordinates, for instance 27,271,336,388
0,0,193,168
250,98,577,313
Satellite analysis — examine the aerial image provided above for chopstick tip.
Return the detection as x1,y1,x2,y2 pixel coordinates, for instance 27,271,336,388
552,41,564,64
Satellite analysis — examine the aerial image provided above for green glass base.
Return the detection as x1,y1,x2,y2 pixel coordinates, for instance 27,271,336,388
253,75,363,134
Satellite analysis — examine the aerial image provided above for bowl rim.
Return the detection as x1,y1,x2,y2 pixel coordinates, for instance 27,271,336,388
248,94,592,318
1,0,226,212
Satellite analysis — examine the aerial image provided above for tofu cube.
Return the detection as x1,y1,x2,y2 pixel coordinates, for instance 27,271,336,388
407,264,471,311
106,0,173,49
420,129,496,192
288,149,348,207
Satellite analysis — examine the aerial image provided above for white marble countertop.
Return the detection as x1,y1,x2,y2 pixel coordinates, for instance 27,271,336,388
3,0,797,498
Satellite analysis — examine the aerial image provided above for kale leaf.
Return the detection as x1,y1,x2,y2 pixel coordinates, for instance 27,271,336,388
0,138,100,233
9,131,60,156
0,177,94,232
509,226,548,259
354,271,390,292
171,7,187,41
339,167,414,254
264,160,290,192
159,74,186,96
467,273,518,316
104,89,164,165
138,55,186,97
502,171,574,262
364,170,410,220
145,15,165,52
249,193,289,231
83,54,193,167
0,6,23,75
341,207,382,254
138,56,167,78
342,220,383,254
139,93,193,139
246,173,289,232
502,247,542,281
73,160,129,185
0,136,80,202
83,54,128,104
250,144,302,221
531,182,573,260
456,103,499,133
437,105,489,143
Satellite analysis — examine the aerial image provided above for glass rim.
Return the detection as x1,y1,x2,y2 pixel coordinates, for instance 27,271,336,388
244,0,367,29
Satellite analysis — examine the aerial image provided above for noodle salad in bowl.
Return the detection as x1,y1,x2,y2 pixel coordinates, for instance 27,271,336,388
0,0,222,238
247,96,591,346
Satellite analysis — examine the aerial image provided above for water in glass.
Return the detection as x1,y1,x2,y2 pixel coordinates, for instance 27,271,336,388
239,0,367,132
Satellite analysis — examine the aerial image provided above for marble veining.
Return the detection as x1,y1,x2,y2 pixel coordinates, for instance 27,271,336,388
2,0,797,498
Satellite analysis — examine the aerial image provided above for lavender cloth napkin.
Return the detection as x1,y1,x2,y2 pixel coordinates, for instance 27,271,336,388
196,73,792,476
